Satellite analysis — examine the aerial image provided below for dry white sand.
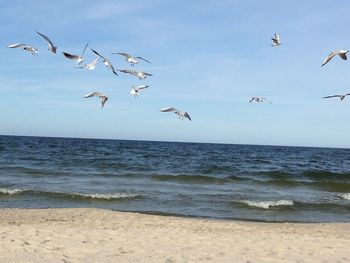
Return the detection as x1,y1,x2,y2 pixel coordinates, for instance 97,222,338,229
0,208,349,263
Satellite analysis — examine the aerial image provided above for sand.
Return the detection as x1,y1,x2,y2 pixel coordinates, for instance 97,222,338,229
0,208,349,263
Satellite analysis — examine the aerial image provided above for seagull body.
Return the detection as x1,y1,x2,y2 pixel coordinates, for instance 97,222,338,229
130,85,149,97
160,107,192,121
321,50,349,67
77,56,100,70
36,31,57,53
117,69,152,80
62,42,89,64
271,33,281,47
249,97,272,104
322,93,350,101
91,49,118,76
84,92,109,108
7,43,38,55
112,52,151,66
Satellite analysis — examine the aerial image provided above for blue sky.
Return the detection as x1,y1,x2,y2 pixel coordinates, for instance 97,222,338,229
1,0,350,148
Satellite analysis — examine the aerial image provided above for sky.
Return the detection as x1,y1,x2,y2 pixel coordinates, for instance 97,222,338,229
1,0,350,148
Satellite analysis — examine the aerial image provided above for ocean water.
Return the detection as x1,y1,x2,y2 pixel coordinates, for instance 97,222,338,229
0,135,349,222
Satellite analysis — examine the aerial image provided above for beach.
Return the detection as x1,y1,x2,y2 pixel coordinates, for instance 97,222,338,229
0,208,349,263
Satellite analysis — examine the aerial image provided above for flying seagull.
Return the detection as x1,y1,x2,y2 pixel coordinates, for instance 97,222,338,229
321,50,349,67
84,92,109,108
130,85,149,97
112,52,151,66
62,42,89,64
160,107,192,121
91,49,118,76
117,69,152,80
322,93,350,101
7,43,38,55
249,97,272,104
271,33,281,47
76,56,100,70
36,30,57,53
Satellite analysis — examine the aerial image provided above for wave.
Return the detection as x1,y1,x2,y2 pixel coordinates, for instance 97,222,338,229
238,200,294,209
151,174,228,184
70,192,140,200
338,193,350,200
0,187,26,195
302,170,350,180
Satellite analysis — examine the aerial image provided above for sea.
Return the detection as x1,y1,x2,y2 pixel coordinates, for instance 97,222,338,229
0,135,349,223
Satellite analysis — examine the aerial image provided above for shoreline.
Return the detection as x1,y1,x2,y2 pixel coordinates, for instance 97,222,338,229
0,208,349,262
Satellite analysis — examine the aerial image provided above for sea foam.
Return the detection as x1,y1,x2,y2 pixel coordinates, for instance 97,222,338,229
338,193,350,200
72,192,140,200
241,200,294,209
0,188,25,195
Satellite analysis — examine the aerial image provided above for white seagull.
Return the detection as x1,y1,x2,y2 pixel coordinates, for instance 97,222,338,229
91,49,118,76
322,93,350,101
249,97,272,104
117,69,152,80
36,30,57,53
160,107,192,121
7,43,38,55
112,52,151,66
84,92,109,108
130,85,149,97
62,42,89,64
321,50,349,67
271,33,281,47
76,56,100,70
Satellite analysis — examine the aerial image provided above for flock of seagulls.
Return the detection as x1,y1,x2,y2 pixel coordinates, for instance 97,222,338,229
7,30,191,120
7,30,349,122
250,33,349,104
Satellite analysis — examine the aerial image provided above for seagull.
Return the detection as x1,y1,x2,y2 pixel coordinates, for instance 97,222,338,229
160,107,192,121
62,42,89,64
249,97,272,104
321,50,349,67
271,33,281,47
91,49,118,76
84,92,109,108
130,85,149,97
112,52,151,66
116,69,152,80
76,56,100,70
36,30,57,53
7,43,38,55
322,93,350,101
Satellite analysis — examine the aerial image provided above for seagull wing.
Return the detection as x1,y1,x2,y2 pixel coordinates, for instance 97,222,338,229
135,56,151,63
84,92,103,98
136,85,149,91
143,72,153,76
262,98,272,104
184,112,192,121
100,96,108,108
36,31,56,52
112,52,132,58
107,61,118,76
89,56,100,66
91,49,105,59
322,95,341,99
81,42,89,56
339,52,348,60
160,107,178,112
62,52,80,60
7,43,26,48
249,97,255,103
321,51,338,66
